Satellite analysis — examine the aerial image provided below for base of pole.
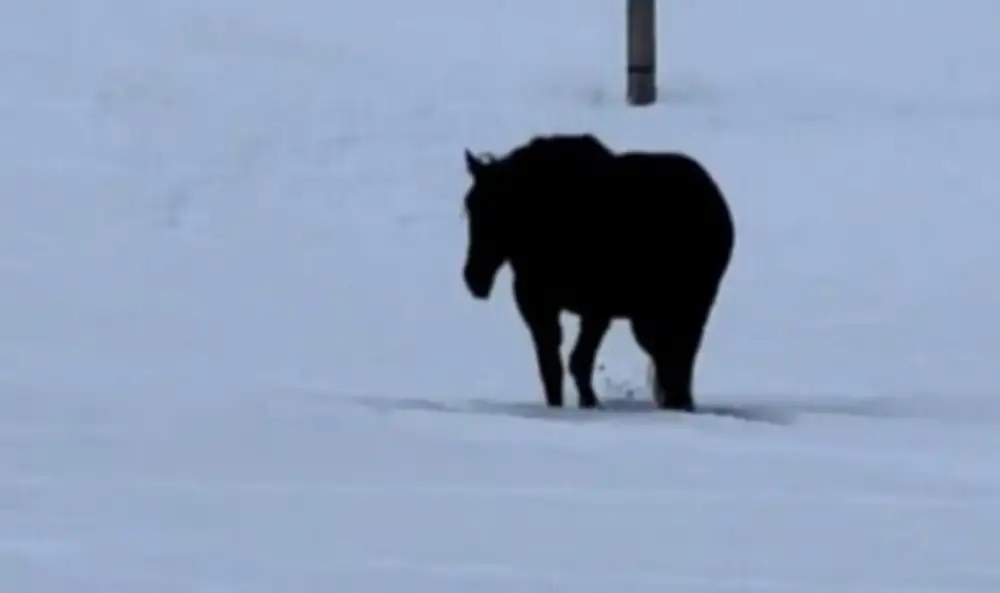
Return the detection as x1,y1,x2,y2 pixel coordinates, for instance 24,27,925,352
627,75,657,106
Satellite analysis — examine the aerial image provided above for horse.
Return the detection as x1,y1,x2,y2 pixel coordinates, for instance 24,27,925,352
460,133,735,411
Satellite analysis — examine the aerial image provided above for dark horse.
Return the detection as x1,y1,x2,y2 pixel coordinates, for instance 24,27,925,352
461,134,735,412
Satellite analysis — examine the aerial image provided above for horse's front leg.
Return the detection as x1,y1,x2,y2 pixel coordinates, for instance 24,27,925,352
514,282,564,408
569,314,611,409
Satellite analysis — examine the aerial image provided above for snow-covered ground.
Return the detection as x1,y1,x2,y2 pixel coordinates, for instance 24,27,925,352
3,0,1000,590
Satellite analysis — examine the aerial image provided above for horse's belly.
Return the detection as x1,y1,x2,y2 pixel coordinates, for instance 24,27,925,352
553,276,642,318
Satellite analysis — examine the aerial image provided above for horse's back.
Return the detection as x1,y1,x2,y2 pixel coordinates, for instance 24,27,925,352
568,151,733,248
617,152,729,215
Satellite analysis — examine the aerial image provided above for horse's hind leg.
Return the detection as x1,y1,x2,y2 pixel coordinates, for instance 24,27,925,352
634,270,725,411
631,297,715,412
632,316,697,411
569,314,611,409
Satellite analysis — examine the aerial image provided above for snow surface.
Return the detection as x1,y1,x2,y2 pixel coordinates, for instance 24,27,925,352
3,0,1000,590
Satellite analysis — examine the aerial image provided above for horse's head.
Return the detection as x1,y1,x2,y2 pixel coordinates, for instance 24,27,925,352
461,149,514,300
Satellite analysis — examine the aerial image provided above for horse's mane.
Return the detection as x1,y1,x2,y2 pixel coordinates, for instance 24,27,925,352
464,134,615,217
500,134,615,169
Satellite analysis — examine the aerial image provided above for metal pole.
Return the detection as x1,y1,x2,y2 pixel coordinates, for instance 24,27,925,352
627,0,657,106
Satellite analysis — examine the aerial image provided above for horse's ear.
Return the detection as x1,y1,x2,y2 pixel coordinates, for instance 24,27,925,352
465,149,486,178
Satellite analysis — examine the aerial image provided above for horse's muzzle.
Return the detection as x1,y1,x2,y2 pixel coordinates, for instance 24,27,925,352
463,265,493,300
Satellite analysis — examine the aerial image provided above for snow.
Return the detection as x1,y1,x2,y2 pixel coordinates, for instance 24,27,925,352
2,0,1000,590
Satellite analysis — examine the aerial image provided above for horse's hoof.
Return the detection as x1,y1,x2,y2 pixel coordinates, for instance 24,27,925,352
658,399,695,413
669,403,695,413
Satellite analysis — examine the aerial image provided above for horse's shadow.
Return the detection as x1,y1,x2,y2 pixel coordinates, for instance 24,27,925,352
450,396,814,425
350,388,1000,428
353,392,911,426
